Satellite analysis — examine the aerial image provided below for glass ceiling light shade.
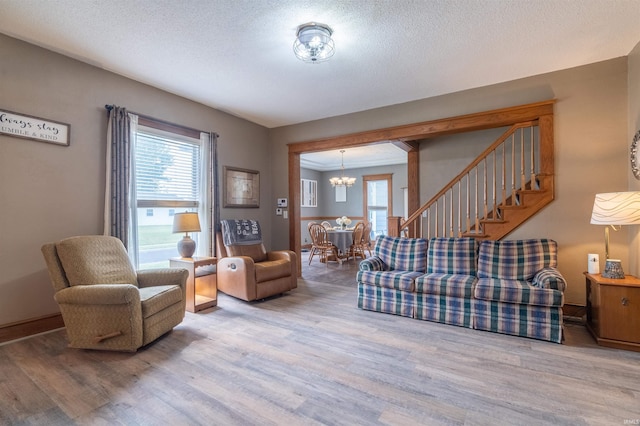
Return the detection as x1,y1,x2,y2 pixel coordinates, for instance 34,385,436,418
293,22,335,63
590,191,640,261
329,150,356,187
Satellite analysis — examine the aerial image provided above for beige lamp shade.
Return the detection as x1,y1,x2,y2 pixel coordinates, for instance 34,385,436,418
590,191,640,269
590,192,640,225
172,212,201,257
172,212,201,234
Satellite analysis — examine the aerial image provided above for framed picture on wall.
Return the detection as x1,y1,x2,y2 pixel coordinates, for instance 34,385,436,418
224,166,260,207
335,185,346,202
301,179,317,207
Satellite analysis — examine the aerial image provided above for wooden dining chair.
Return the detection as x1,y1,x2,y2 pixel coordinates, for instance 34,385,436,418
348,221,366,262
320,220,333,229
362,222,373,257
308,223,339,265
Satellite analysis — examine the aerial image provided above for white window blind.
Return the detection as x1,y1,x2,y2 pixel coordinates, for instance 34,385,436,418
135,129,201,206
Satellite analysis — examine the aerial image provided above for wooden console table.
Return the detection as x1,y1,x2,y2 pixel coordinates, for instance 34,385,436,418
584,272,640,352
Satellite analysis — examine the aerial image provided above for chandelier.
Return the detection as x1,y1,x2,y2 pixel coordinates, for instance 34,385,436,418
329,150,356,187
293,22,335,63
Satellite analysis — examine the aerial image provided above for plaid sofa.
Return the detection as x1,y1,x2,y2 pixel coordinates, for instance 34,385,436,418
357,236,428,317
414,237,478,328
357,236,566,343
474,239,565,343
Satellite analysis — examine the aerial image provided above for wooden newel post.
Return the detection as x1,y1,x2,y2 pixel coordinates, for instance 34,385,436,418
387,216,402,237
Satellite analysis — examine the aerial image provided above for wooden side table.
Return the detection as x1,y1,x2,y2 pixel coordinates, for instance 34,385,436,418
584,272,640,352
170,256,217,313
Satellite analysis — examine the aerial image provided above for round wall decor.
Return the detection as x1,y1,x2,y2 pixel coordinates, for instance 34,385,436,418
631,129,640,180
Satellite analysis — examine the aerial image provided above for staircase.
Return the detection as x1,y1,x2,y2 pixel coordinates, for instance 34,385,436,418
399,115,555,241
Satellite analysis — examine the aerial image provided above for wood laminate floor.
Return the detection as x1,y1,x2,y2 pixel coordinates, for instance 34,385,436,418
2,255,640,425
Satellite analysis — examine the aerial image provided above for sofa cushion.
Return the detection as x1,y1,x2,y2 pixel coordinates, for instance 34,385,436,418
56,236,137,287
373,236,428,272
139,285,183,318
474,278,564,307
255,259,291,282
477,239,557,280
415,273,477,298
356,270,423,292
426,237,478,275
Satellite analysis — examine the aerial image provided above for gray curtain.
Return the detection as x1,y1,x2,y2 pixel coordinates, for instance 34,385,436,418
211,131,220,256
104,105,131,248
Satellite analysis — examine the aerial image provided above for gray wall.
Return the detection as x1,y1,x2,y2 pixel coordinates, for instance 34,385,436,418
1,30,638,327
0,34,273,326
300,164,407,245
270,57,630,306
627,41,640,274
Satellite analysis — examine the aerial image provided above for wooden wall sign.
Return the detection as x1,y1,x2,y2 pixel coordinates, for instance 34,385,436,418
0,108,70,146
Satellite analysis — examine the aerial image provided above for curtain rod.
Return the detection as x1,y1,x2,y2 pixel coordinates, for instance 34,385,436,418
104,104,219,138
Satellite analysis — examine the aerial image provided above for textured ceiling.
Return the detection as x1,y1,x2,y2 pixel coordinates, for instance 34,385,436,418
1,0,640,132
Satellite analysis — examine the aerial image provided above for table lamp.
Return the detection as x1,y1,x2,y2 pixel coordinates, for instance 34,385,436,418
172,212,201,258
590,191,640,278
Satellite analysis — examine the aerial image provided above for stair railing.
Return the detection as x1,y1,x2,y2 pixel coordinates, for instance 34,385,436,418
401,121,543,239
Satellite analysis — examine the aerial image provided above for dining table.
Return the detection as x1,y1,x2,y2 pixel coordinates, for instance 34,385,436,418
326,228,354,260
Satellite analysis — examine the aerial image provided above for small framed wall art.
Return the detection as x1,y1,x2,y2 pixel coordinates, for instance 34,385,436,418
0,108,70,146
223,166,260,208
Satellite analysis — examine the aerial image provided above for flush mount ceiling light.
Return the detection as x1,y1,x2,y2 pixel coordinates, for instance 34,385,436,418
293,22,335,63
329,150,356,187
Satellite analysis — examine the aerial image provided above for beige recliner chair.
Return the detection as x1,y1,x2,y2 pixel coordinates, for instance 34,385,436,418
216,220,297,301
41,235,188,352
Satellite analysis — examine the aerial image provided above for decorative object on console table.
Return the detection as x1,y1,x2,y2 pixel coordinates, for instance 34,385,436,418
170,256,217,313
585,272,640,352
172,212,201,258
603,259,624,279
587,253,600,275
590,191,640,278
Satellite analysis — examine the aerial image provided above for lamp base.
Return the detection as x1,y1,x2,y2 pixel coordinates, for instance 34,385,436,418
602,259,625,279
177,236,196,258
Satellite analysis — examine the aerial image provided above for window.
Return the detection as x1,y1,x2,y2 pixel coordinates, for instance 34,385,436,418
131,121,211,269
363,174,392,237
301,179,317,207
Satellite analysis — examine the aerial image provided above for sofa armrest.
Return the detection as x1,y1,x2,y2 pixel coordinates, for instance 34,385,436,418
137,268,189,289
359,256,388,271
217,256,257,301
267,250,295,262
54,284,141,305
532,267,567,291
267,250,298,282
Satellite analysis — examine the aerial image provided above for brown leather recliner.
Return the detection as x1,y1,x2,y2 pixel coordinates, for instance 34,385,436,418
215,227,297,302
